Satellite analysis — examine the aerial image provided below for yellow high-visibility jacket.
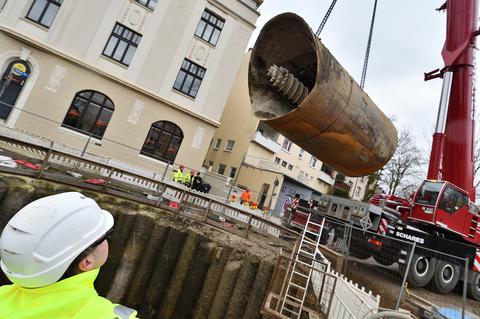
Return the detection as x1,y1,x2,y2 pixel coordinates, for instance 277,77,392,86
173,169,184,183
0,268,138,319
184,173,192,186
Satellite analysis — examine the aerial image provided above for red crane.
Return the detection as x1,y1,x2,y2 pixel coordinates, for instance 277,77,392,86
426,0,476,197
408,0,479,244
372,0,480,299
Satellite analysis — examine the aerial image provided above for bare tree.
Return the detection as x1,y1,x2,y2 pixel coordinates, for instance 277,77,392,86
362,171,381,201
474,137,480,191
380,128,425,196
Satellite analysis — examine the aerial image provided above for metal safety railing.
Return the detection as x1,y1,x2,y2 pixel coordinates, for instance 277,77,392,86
0,134,299,242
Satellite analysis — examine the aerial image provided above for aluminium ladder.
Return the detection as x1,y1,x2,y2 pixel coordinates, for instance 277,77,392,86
280,213,325,318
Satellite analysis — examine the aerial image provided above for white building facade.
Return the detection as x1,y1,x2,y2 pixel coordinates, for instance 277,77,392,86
0,0,261,171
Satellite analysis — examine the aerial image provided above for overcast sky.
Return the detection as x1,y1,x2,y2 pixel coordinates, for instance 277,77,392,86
247,0,451,148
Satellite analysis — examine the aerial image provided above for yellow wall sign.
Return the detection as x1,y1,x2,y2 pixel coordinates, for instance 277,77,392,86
12,63,28,76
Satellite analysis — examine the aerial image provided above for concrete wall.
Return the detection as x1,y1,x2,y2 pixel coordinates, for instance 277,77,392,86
0,174,275,319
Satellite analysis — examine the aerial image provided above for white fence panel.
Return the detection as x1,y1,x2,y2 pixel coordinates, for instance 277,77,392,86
328,272,380,319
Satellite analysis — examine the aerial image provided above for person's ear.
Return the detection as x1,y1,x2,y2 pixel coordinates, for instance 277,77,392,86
77,254,95,272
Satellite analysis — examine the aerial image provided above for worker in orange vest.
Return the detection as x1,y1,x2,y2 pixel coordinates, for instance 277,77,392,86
240,188,252,205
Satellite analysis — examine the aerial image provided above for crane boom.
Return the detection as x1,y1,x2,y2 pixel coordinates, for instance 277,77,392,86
427,0,477,200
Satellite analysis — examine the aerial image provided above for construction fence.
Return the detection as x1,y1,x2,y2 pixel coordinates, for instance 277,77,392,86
318,215,476,318
0,133,293,244
0,106,280,209
262,213,480,318
262,252,381,319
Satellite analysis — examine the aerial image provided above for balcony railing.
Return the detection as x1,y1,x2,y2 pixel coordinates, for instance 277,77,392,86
318,170,335,186
251,131,281,153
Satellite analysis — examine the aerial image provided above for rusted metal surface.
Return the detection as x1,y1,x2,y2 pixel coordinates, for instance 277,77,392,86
248,13,397,176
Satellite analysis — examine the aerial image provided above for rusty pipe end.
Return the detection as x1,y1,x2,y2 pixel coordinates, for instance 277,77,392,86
249,13,317,120
249,13,398,177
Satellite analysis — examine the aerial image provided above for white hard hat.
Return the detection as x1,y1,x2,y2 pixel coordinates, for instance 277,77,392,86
0,192,113,288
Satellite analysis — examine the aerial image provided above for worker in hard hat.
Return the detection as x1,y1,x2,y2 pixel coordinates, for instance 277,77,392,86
184,169,195,188
173,164,185,183
0,192,138,318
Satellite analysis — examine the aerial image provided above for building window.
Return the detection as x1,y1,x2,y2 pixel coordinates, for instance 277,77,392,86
208,160,214,168
281,160,287,167
218,163,226,175
298,149,304,159
103,23,142,66
288,164,293,171
194,9,225,46
282,138,292,152
274,157,281,164
225,139,235,151
173,59,206,98
214,138,222,149
140,121,183,163
26,0,63,28
134,0,157,10
309,156,317,168
355,186,361,196
62,90,114,139
229,167,237,178
0,60,31,120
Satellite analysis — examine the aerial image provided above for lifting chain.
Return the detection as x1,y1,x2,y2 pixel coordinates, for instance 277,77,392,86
316,0,378,89
360,0,379,89
316,0,338,36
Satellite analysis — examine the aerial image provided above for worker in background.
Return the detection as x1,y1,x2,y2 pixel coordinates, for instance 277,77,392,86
0,192,138,319
184,169,193,187
173,164,185,183
288,193,301,223
240,188,252,205
192,171,203,191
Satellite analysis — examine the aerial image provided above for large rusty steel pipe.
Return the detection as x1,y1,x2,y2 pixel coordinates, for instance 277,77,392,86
248,13,397,176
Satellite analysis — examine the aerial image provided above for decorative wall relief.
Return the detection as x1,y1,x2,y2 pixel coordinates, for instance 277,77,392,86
127,99,145,124
119,1,149,34
45,65,66,93
191,127,206,149
187,39,211,67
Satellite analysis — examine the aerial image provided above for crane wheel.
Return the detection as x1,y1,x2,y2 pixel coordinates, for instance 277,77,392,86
407,254,436,287
467,271,480,301
431,259,460,293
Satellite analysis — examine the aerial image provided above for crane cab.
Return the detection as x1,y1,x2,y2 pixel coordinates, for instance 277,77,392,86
409,180,479,243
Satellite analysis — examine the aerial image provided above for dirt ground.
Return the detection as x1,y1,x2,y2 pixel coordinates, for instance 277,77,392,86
345,258,480,317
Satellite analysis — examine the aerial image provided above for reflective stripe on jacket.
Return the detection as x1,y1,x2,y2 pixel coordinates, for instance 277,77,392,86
0,268,138,319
